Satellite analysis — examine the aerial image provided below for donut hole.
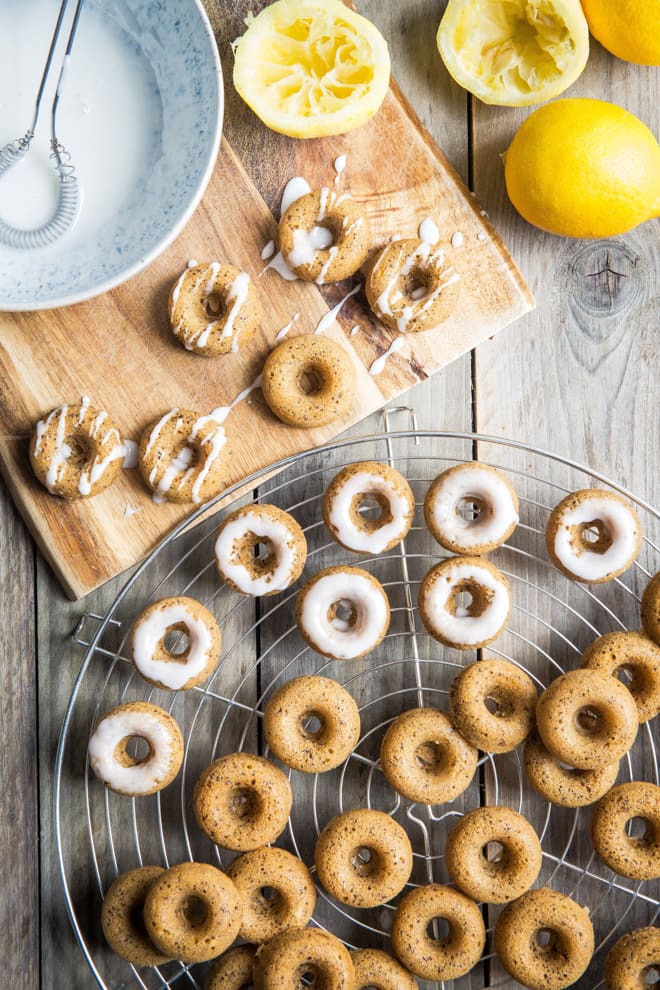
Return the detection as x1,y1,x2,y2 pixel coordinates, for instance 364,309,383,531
180,894,208,928
456,495,489,523
350,845,379,878
446,580,491,619
534,927,560,954
297,364,325,396
114,734,153,767
202,291,226,319
63,432,95,467
163,625,191,657
259,885,277,903
296,966,320,988
575,705,605,737
300,711,325,739
625,815,652,844
425,916,452,944
482,839,507,865
328,598,358,631
350,491,392,532
643,966,660,985
401,265,431,302
484,692,513,719
235,532,277,577
415,740,446,775
228,786,260,821
575,519,613,555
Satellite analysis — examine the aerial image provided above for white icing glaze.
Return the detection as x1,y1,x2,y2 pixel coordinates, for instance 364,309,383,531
221,271,251,352
274,312,300,342
78,395,91,423
477,232,486,242
187,258,198,268
451,231,464,248
78,439,125,496
189,416,228,504
334,153,347,184
350,324,360,336
88,707,178,794
259,250,299,282
132,602,216,689
369,334,405,375
123,503,143,518
419,218,440,245
427,465,519,549
327,469,411,553
314,282,362,335
261,240,276,260
372,240,457,334
299,571,389,660
147,411,227,505
288,224,334,271
215,509,300,595
280,176,312,216
208,374,263,426
144,409,178,458
122,439,138,469
551,496,640,581
424,560,511,646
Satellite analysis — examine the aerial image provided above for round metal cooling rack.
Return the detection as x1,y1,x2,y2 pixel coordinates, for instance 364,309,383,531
56,413,660,990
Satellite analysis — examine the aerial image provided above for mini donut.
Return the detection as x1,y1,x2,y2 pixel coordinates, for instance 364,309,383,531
523,732,620,807
494,888,594,990
424,463,519,554
365,238,460,334
263,675,361,773
143,861,242,965
642,572,660,645
296,566,390,661
130,596,222,691
604,927,660,990
278,188,370,283
391,883,486,981
445,806,543,903
380,708,478,805
418,555,512,649
545,489,642,583
581,631,660,723
590,782,660,880
314,808,413,908
169,262,260,356
193,753,292,852
88,702,183,797
30,399,126,499
139,408,228,504
261,335,356,428
350,948,418,990
322,461,415,554
206,944,258,990
227,847,316,943
101,866,171,967
449,658,537,753
536,668,638,770
214,504,307,596
253,928,354,990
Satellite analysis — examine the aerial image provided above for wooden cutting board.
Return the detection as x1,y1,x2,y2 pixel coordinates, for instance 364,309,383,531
0,1,534,600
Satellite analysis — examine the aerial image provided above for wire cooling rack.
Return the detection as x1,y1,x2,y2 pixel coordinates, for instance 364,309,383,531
56,410,660,990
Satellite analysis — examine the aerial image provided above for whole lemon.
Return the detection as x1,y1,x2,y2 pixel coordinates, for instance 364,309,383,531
504,99,660,238
581,0,660,65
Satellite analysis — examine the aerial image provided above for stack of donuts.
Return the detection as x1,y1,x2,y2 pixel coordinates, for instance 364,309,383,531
88,459,660,990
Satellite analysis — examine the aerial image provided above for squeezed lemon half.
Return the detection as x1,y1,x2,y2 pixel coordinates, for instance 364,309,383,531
232,0,391,138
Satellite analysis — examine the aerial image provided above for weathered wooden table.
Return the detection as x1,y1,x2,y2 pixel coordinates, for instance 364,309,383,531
1,2,658,987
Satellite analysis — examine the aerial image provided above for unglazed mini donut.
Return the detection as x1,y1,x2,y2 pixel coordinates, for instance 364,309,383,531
261,335,356,428
169,262,261,356
30,399,126,499
545,489,642,583
391,884,486,981
449,659,537,753
278,188,370,283
642,572,660,645
495,888,594,990
130,596,222,691
445,806,542,903
296,566,390,660
206,944,258,990
604,927,660,990
536,668,638,769
143,862,242,965
193,753,292,851
263,675,361,773
322,461,415,554
139,408,228,504
590,782,660,880
581,630,660,723
314,808,413,908
88,702,183,796
418,556,512,649
524,733,619,807
214,504,307,596
380,708,478,804
101,867,171,967
425,463,518,554
227,847,316,943
365,238,460,334
350,948,418,990
254,928,354,990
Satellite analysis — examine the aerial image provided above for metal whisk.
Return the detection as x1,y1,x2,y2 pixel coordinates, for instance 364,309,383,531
0,0,85,249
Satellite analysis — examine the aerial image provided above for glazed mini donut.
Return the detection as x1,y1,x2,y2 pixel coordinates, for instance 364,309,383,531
263,675,361,773
193,753,292,851
350,948,418,990
365,238,460,334
130,596,222,691
322,461,415,554
524,733,619,807
642,572,660,645
139,408,228,504
227,847,316,943
445,806,543,903
88,701,183,796
314,808,413,908
254,928,354,990
30,399,126,499
278,188,370,283
206,944,257,990
590,782,660,880
169,261,261,356
424,463,519,554
380,708,478,804
391,884,486,981
261,335,356,428
449,658,537,753
581,630,660,723
494,888,594,990
536,668,638,770
418,555,512,649
296,566,390,661
604,927,660,990
101,866,171,967
143,862,242,965
214,504,307,596
545,489,642,583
